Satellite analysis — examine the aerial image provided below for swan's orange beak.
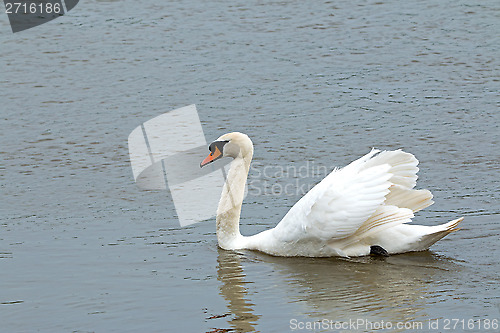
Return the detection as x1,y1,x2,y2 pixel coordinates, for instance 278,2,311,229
200,146,223,167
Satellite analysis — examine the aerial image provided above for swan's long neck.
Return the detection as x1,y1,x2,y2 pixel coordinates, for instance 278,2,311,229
216,152,252,250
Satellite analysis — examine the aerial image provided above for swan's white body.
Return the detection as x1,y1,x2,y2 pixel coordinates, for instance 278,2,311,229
206,132,462,257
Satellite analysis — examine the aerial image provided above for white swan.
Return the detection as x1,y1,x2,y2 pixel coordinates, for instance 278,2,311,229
200,132,462,257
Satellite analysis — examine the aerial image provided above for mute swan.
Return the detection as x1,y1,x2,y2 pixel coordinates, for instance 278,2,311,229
200,132,462,257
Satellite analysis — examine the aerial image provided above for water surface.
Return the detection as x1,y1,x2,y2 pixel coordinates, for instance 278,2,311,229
1,0,499,332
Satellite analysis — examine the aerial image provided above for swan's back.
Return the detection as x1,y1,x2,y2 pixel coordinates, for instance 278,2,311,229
244,149,458,257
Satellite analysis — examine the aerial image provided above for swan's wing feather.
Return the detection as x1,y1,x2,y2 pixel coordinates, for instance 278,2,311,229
360,150,419,189
272,150,393,242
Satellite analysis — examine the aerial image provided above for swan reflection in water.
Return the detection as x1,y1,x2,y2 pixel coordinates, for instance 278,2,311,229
213,248,461,332
214,249,261,333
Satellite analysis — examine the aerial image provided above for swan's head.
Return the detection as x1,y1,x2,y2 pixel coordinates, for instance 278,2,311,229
200,132,253,168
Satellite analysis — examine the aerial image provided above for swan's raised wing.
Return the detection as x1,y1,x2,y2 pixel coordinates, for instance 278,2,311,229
272,150,396,243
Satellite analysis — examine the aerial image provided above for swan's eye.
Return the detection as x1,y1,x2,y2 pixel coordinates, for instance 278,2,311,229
208,140,229,153
201,140,230,168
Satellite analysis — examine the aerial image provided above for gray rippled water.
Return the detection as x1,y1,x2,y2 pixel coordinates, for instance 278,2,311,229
1,0,499,332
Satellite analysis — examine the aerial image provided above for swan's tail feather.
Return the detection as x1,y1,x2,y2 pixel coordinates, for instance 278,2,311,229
432,217,463,234
413,217,464,251
442,217,463,232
